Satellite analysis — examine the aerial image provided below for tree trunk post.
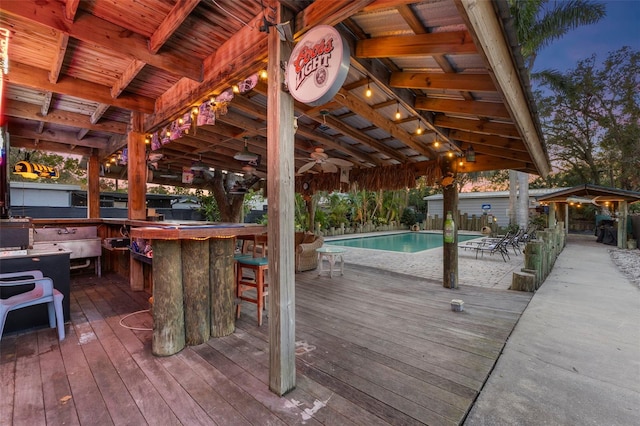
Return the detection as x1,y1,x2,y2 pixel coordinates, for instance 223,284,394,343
152,239,185,356
209,237,235,337
182,239,210,345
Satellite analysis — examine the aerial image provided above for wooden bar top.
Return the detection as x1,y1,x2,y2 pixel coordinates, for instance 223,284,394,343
130,223,266,240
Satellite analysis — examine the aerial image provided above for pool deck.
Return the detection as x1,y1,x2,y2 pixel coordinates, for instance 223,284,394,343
325,231,524,289
1,235,532,425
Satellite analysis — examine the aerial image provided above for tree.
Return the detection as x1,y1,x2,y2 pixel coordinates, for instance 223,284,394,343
508,0,606,73
203,169,261,222
505,0,606,226
537,47,640,190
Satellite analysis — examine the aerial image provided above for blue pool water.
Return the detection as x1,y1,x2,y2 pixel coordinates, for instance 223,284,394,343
326,232,478,253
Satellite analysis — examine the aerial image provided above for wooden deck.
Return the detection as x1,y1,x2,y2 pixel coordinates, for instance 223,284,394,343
1,265,532,425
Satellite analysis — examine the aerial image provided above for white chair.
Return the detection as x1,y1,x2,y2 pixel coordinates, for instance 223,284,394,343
0,270,65,340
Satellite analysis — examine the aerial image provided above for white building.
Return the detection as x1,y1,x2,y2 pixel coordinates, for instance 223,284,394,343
424,188,567,227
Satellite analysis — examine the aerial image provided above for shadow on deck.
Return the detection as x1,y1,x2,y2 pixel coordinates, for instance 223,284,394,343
1,265,532,425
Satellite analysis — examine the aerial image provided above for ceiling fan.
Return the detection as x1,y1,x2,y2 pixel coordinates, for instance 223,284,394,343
296,147,353,174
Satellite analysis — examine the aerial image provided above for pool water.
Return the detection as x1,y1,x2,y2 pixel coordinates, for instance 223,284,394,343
326,232,478,253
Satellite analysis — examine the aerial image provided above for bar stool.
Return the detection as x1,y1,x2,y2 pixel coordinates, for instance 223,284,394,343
235,256,269,326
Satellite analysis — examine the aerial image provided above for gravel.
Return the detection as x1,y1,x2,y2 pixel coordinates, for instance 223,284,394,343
609,248,640,288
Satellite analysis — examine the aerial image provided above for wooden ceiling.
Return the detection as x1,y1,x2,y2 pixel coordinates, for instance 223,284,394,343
2,0,550,188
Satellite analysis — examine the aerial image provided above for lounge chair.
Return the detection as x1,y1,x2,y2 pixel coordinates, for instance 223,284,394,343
459,233,511,262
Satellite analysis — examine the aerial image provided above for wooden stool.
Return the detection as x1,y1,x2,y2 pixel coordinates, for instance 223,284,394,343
235,257,269,326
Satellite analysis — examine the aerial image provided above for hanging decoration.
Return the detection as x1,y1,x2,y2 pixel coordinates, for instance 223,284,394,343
13,161,60,180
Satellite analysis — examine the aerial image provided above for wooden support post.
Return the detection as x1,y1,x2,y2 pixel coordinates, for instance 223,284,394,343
128,111,147,220
152,240,185,356
209,237,235,337
618,201,628,249
182,239,210,345
525,241,543,287
511,271,536,292
267,4,296,396
87,154,100,218
442,179,459,289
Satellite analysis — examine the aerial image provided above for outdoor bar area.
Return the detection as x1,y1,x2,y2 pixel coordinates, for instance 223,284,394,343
1,1,564,423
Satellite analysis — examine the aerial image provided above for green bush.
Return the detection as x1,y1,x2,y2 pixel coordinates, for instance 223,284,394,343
400,207,417,226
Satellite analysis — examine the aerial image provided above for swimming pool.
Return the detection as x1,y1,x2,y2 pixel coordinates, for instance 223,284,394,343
326,232,478,253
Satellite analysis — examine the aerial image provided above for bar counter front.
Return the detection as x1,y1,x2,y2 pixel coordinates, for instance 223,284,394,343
130,223,266,356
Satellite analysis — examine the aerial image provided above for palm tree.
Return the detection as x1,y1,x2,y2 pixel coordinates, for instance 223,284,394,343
506,0,606,228
509,0,606,73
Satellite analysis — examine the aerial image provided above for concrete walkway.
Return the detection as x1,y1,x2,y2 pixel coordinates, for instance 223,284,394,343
464,234,640,425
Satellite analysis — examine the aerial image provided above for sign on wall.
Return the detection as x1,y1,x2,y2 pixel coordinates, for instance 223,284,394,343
286,25,350,106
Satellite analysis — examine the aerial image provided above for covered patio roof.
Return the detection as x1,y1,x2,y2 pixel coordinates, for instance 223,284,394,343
2,0,550,190
536,184,640,204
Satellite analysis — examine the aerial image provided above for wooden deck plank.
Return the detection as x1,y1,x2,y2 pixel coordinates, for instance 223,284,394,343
0,333,17,424
57,303,113,426
70,290,148,425
85,282,216,425
36,329,80,426
2,265,531,426
81,285,182,425
12,332,46,425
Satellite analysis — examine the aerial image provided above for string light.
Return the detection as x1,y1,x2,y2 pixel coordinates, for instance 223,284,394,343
395,102,401,120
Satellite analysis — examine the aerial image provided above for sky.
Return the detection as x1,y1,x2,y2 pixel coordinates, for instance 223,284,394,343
533,0,640,73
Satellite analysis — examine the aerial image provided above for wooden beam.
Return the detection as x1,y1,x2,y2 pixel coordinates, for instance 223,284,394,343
87,155,100,218
64,0,80,21
7,62,155,113
149,0,200,54
448,129,528,152
5,100,128,134
267,4,296,396
335,88,438,159
128,112,147,220
90,104,111,125
390,72,497,92
8,136,93,157
111,60,146,98
7,124,108,150
416,98,511,120
49,33,69,84
356,31,477,58
1,1,202,81
458,0,550,176
41,92,53,117
434,115,521,139
295,0,375,32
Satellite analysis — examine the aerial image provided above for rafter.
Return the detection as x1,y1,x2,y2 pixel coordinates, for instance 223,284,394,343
416,98,511,120
8,62,155,113
356,31,477,58
1,1,202,81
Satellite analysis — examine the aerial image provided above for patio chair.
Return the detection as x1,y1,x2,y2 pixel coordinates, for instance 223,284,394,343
1,270,65,340
461,233,511,262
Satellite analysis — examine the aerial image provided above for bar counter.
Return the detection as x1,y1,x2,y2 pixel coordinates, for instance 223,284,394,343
130,223,266,356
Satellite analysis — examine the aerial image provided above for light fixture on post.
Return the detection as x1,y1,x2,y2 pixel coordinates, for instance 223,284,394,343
465,145,476,163
395,102,401,120
234,137,259,162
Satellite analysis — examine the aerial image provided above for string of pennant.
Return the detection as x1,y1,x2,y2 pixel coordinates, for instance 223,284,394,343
148,73,260,152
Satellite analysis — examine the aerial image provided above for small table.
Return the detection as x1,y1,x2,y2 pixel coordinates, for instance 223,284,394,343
316,247,346,278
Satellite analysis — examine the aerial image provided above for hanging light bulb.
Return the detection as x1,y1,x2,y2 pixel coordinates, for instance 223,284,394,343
365,79,372,98
232,84,240,94
259,69,268,80
395,102,401,120
433,140,440,148
416,122,423,135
